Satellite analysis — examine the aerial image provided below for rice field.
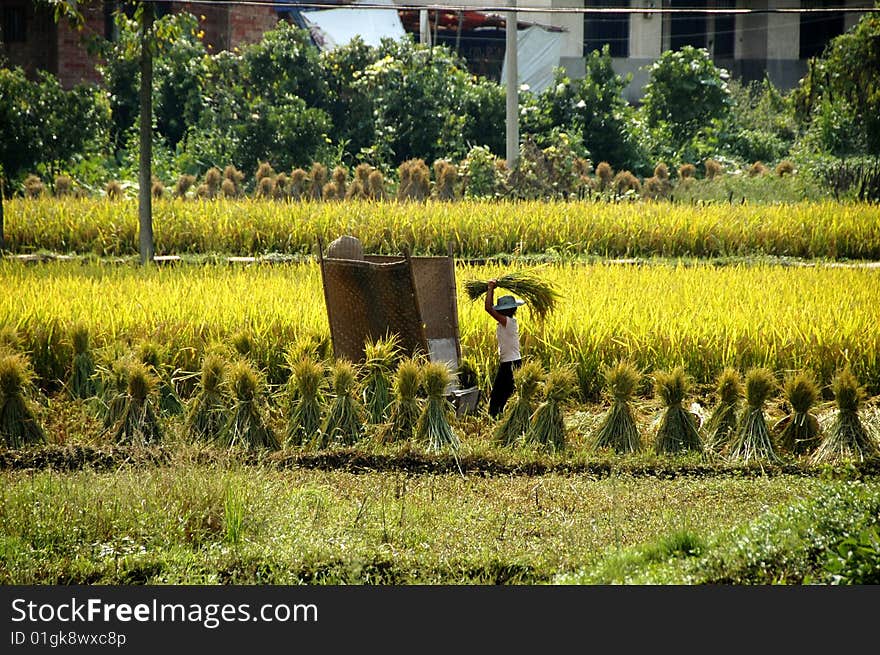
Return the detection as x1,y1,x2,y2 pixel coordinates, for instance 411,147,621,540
1,258,878,396
5,198,880,259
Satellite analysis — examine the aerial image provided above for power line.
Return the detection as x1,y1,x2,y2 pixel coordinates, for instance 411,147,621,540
138,0,880,17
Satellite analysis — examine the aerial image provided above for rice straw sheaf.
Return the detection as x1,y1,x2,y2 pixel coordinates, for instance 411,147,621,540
286,357,326,447
379,357,423,444
68,324,97,399
220,359,279,451
653,367,702,454
416,361,460,454
524,365,576,452
465,271,561,320
810,367,879,465
592,360,642,454
495,361,545,447
100,358,132,430
0,352,46,448
362,334,401,425
137,341,183,416
703,368,743,452
321,359,366,447
110,360,163,446
185,353,230,442
775,370,821,455
726,367,780,464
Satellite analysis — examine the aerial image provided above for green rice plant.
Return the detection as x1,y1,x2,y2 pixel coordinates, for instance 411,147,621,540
653,367,702,454
362,334,401,424
185,353,230,443
703,368,743,452
0,352,46,447
465,271,560,320
775,371,821,455
811,368,880,464
110,360,163,446
379,357,423,444
592,360,642,454
416,361,460,454
726,367,780,464
524,365,576,452
494,361,545,447
320,359,365,447
136,340,183,416
67,323,96,400
220,359,279,451
286,357,325,447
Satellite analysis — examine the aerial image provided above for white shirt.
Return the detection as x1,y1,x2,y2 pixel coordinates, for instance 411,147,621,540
496,316,521,363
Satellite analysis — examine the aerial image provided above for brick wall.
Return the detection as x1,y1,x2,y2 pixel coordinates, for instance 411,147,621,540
55,2,105,88
228,6,281,50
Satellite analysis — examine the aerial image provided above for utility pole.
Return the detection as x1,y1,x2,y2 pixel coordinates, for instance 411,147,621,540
138,3,155,264
505,0,519,168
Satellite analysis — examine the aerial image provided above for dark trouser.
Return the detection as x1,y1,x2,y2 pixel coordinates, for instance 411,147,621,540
489,359,522,418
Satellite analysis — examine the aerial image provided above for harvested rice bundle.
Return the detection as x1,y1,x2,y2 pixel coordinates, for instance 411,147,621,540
726,367,780,464
653,367,702,454
221,359,279,451
415,361,460,454
703,368,743,452
810,367,879,464
0,325,21,355
286,357,326,447
0,352,46,447
111,360,163,445
592,360,642,454
494,361,545,446
137,341,183,416
100,358,131,429
185,353,230,442
68,324,97,399
321,359,366,447
775,371,821,455
524,365,576,452
465,271,561,320
379,357,423,443
362,334,400,424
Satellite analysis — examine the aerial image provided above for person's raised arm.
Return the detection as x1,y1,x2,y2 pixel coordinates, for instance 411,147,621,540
484,279,507,326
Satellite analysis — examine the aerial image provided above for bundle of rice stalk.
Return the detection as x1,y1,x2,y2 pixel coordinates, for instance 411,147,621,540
111,360,163,446
68,324,97,400
0,353,46,448
379,357,423,444
464,271,561,320
221,359,279,451
101,358,131,429
320,359,366,447
362,334,401,424
592,360,642,454
810,367,879,465
703,368,743,452
775,371,821,455
185,353,230,442
524,365,576,452
137,341,183,416
653,367,702,454
286,357,325,447
726,367,780,464
415,361,460,454
494,361,545,447
0,326,22,356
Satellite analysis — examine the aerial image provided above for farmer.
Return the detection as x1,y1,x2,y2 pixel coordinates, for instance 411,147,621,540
484,279,525,418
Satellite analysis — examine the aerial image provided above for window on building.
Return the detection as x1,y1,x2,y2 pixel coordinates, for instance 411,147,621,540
713,0,736,59
2,6,26,43
799,1,845,59
584,0,630,58
670,0,707,51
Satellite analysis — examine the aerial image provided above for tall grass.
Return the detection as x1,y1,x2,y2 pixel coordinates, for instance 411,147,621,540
6,198,880,259
1,259,878,398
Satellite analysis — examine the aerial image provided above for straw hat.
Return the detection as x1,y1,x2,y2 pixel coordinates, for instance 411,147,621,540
493,295,525,311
